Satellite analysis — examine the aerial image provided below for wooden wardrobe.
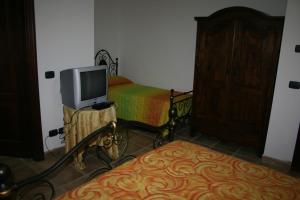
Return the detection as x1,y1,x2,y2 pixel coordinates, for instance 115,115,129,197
191,7,284,154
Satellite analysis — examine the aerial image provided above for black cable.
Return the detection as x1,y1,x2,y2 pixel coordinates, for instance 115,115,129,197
44,136,60,158
62,107,85,140
63,107,83,125
44,107,85,157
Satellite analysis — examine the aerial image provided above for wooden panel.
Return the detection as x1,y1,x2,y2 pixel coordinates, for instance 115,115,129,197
0,0,44,160
192,7,284,153
225,18,283,149
192,20,234,134
292,124,300,172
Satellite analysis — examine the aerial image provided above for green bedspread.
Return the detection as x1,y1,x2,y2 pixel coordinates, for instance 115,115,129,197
108,83,170,127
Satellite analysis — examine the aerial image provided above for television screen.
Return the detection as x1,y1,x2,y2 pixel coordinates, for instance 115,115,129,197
80,70,106,100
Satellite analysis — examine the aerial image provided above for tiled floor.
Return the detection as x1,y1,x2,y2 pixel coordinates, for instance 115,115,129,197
0,126,299,198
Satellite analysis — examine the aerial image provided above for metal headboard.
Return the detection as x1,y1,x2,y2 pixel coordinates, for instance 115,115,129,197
95,49,118,76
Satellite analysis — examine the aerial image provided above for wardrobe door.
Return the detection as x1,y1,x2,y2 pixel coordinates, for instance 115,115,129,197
192,20,234,134
192,7,284,153
0,0,43,160
225,19,283,149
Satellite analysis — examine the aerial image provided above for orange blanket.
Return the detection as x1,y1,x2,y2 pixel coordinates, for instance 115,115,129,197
57,140,300,199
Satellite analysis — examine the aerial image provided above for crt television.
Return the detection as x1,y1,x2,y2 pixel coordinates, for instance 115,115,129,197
60,65,107,109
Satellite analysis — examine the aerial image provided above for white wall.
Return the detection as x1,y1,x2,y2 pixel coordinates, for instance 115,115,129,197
264,0,300,162
94,0,120,62
117,0,286,91
35,0,94,151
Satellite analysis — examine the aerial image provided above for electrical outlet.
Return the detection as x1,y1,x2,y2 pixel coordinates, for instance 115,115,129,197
49,129,58,137
58,127,64,134
295,45,300,53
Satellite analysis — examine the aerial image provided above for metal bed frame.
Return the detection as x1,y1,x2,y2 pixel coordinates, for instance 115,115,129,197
95,49,193,148
0,122,136,200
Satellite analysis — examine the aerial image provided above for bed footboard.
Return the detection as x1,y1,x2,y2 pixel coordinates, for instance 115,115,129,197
0,122,134,200
168,89,193,140
153,89,193,147
116,89,193,149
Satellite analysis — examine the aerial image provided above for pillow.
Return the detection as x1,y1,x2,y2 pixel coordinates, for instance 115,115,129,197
108,76,133,87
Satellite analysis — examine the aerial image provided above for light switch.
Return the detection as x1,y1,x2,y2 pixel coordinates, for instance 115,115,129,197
45,71,55,79
289,81,300,89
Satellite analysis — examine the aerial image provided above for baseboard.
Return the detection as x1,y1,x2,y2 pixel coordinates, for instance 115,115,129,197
261,155,292,172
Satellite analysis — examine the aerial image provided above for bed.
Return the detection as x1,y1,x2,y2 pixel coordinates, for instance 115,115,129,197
95,49,193,147
56,140,300,200
1,122,300,200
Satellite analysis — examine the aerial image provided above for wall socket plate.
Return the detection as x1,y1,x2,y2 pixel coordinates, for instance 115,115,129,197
289,81,300,89
58,127,64,134
295,45,300,53
49,129,58,137
45,71,55,79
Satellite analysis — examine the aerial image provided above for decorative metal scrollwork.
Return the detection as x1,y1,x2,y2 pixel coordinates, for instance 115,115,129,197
95,49,118,76
164,90,193,141
0,122,117,200
172,91,193,124
174,99,192,124
15,180,54,200
96,126,129,159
